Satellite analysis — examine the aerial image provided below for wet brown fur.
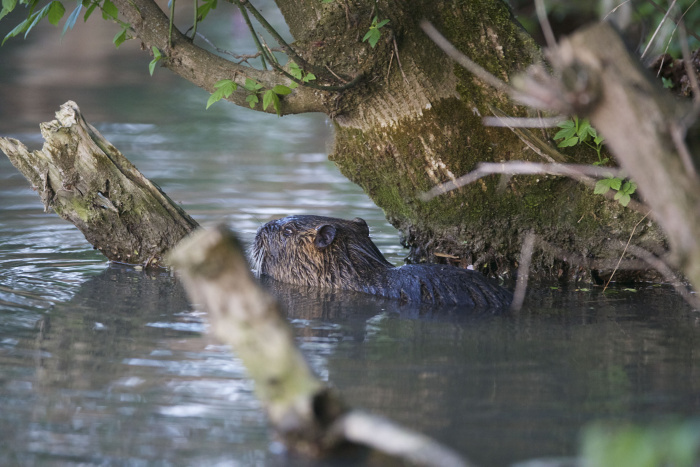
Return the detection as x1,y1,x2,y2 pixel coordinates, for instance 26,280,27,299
250,215,512,308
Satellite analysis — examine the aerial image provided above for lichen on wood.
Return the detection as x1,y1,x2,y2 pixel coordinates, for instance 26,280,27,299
0,101,198,266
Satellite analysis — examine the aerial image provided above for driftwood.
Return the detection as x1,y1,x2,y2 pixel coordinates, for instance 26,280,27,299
167,225,472,467
0,101,198,266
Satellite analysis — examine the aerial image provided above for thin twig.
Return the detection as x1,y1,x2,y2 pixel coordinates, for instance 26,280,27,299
195,32,281,64
420,161,624,200
535,0,557,51
641,0,678,59
511,231,536,312
603,210,652,292
677,20,700,114
232,0,267,70
385,49,394,84
482,116,565,128
420,161,650,213
420,21,511,94
326,65,349,84
243,0,333,81
644,0,700,44
393,37,408,84
602,0,634,21
624,243,700,309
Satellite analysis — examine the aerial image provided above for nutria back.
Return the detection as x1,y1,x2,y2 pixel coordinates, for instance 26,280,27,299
250,215,512,308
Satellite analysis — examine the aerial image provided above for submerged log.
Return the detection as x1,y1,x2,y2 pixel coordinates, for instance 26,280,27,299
167,225,472,466
0,101,198,266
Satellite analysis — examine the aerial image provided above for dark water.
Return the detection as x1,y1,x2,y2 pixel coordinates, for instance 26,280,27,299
2,11,700,467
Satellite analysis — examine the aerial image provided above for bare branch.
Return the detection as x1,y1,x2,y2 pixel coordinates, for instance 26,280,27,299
111,0,327,114
603,211,652,291
420,161,623,197
482,116,565,128
420,21,511,94
511,232,536,312
535,0,557,51
624,243,700,309
641,0,678,59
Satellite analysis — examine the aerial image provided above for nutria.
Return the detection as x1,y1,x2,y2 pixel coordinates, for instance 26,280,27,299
250,215,512,308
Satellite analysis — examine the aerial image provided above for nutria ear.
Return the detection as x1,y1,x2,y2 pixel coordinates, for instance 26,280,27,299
352,217,369,236
314,225,337,249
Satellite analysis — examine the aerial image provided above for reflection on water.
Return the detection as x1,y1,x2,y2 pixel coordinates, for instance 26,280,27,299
2,9,700,467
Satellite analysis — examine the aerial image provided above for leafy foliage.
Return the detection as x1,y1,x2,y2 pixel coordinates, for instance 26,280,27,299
287,62,315,89
555,116,606,163
206,79,238,109
556,116,637,207
149,46,161,76
582,421,700,467
1,0,127,45
362,16,389,48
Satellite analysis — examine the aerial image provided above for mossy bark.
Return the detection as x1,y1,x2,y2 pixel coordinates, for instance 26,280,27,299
275,0,667,282
0,101,198,266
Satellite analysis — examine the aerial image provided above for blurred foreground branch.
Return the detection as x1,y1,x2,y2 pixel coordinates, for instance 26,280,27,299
167,225,473,466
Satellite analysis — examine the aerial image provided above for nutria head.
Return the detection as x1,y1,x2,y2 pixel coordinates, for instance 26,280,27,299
250,215,393,289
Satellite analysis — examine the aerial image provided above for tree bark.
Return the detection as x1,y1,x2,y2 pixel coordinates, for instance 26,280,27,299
0,101,198,266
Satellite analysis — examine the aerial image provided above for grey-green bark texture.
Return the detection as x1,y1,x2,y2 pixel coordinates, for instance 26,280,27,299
275,0,665,282
0,101,198,266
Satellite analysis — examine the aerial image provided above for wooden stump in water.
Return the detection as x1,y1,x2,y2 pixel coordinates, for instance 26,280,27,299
0,101,198,266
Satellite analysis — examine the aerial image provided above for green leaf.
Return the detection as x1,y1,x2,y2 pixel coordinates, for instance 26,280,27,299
554,126,576,141
206,79,237,108
662,77,673,89
245,93,259,109
0,0,16,20
289,62,303,80
2,0,17,12
149,46,161,76
608,177,622,190
2,17,29,45
262,89,274,111
557,137,578,148
557,119,575,130
304,72,316,82
321,0,334,3
24,3,53,38
62,2,81,36
272,84,292,95
101,0,117,20
244,78,263,92
364,28,381,48
263,90,282,115
83,1,97,20
47,1,65,25
113,25,128,47
376,18,389,28
288,82,299,89
594,179,611,195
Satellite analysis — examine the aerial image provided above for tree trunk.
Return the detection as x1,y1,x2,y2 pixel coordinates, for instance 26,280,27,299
277,0,667,282
0,101,198,266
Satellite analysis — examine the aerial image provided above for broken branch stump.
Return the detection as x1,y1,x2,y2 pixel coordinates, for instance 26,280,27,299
0,101,198,266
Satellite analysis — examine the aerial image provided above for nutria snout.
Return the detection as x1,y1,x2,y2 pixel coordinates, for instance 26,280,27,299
250,215,512,308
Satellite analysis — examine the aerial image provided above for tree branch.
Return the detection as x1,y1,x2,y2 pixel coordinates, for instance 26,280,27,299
111,0,327,115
